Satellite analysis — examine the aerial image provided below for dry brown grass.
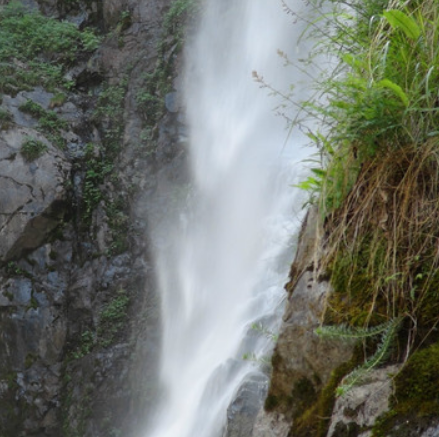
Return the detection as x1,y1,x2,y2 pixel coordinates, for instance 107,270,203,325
322,140,439,349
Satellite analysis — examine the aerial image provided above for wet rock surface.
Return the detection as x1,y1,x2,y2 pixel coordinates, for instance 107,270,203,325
0,128,70,261
224,372,269,437
0,0,183,435
262,207,353,432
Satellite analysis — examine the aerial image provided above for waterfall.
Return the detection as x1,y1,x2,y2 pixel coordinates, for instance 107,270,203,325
146,1,313,436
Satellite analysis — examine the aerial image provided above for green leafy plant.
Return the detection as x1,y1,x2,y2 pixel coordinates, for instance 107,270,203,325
20,137,48,162
19,99,68,148
135,0,199,153
0,1,100,93
242,352,271,367
316,318,402,395
250,322,279,342
0,108,12,129
97,289,130,347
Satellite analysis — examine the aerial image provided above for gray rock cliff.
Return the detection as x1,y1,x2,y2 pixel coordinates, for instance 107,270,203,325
0,0,187,435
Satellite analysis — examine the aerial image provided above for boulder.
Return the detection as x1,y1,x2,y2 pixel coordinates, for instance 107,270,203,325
327,365,400,437
224,371,269,437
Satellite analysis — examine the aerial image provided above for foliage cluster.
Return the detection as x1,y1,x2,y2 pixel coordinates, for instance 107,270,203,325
290,0,439,369
0,1,100,95
19,99,68,148
69,289,131,360
81,144,113,224
0,108,12,130
80,144,129,256
280,0,439,419
371,341,439,436
135,0,199,151
93,79,127,157
85,80,130,253
97,289,130,347
20,136,48,161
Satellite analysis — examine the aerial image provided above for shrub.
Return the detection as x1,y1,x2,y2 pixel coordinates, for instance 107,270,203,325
0,1,100,92
20,137,48,161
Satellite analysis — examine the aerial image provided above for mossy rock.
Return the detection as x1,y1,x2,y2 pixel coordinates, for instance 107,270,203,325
289,349,363,437
372,342,439,436
394,342,439,415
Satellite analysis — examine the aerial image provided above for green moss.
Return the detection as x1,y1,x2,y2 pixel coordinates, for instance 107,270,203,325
135,0,199,153
19,100,68,148
5,261,33,278
49,92,67,108
19,99,45,118
93,80,127,157
394,342,439,414
289,348,363,437
28,296,39,310
84,79,128,230
97,289,130,347
264,394,281,411
371,342,439,436
70,330,95,360
326,233,388,328
291,377,318,419
24,353,37,369
105,197,129,256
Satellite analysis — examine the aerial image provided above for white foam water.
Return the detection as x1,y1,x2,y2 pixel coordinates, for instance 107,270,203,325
145,1,314,436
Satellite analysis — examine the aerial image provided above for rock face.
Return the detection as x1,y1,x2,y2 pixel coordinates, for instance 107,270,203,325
259,207,353,435
255,206,439,437
327,365,400,437
0,128,70,261
0,0,186,435
224,372,269,437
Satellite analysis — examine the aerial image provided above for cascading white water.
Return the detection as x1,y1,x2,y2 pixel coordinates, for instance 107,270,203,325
146,1,314,436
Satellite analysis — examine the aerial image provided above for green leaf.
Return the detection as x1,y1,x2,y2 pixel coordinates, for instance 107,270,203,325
342,53,364,72
383,9,421,40
376,79,409,106
311,168,326,178
293,177,321,191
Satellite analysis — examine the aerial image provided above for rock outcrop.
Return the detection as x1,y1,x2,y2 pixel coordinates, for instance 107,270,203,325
0,127,70,261
326,365,399,437
0,0,186,435
253,207,353,436
224,372,269,437
254,205,439,437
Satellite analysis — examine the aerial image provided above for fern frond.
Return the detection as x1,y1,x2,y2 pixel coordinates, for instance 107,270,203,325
336,317,402,396
315,319,397,341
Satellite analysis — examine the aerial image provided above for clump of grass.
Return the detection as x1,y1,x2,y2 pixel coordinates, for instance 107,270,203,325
325,141,439,331
21,137,48,162
292,0,439,211
0,108,12,129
